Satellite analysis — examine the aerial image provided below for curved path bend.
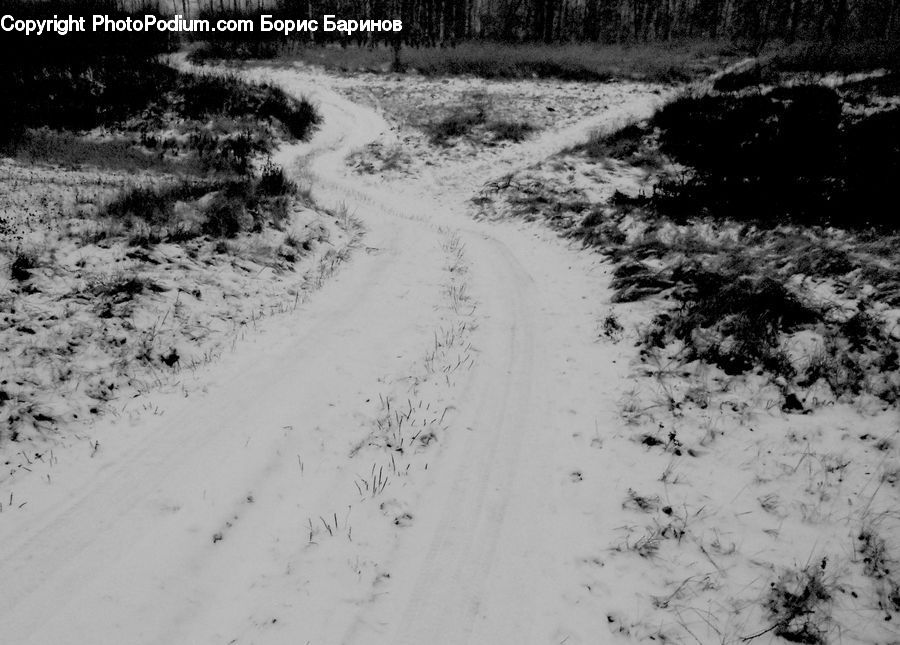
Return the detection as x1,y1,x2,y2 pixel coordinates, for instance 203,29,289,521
0,64,668,645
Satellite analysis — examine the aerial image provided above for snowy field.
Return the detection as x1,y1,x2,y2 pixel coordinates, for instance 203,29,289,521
1,54,899,645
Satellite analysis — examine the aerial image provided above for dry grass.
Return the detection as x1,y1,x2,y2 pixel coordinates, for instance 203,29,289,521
266,40,739,83
465,58,900,643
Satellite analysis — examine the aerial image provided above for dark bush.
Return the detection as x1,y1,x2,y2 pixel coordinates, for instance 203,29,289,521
216,132,268,175
103,169,296,243
656,86,842,178
487,120,536,142
649,86,900,229
840,307,889,351
646,266,819,375
836,109,900,226
675,271,818,333
105,187,177,227
10,252,37,281
104,182,216,228
578,123,647,159
97,276,147,299
0,0,175,145
175,75,320,141
187,130,258,175
2,11,318,151
256,162,296,197
203,193,248,238
424,104,488,144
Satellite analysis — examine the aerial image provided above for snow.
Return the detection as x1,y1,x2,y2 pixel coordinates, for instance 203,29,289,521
1,60,898,645
0,155,356,457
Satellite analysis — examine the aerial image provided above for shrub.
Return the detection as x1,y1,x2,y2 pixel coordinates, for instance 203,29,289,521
103,182,216,230
0,0,176,145
3,39,319,153
104,186,177,227
9,251,38,281
102,165,298,243
799,310,900,401
217,132,268,175
487,120,536,142
187,130,267,175
256,162,296,197
643,265,818,376
799,342,864,397
201,182,256,238
656,86,842,179
650,86,900,229
577,123,647,160
836,109,900,227
424,103,488,145
264,195,291,229
177,75,319,141
791,243,855,278
95,275,148,299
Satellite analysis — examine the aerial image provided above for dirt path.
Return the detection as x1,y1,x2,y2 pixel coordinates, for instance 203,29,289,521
0,67,665,644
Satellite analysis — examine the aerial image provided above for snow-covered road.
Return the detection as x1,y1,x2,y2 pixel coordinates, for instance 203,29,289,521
0,66,668,644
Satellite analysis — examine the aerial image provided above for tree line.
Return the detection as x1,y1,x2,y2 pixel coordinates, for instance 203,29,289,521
20,0,900,46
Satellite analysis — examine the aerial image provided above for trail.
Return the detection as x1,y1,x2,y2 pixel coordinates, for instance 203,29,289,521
0,65,665,644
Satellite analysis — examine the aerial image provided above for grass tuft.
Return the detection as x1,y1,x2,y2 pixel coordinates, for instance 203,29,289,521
424,103,489,145
9,250,38,282
763,560,834,645
486,120,536,142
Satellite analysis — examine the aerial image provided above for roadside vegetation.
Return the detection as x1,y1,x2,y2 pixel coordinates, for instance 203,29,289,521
4,0,899,638
576,75,900,406
0,0,344,452
482,70,900,399
473,53,900,642
192,38,738,83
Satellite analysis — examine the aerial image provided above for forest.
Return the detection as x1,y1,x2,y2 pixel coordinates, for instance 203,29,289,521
133,0,900,46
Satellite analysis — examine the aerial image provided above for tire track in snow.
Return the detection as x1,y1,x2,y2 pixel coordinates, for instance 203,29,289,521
390,235,539,644
211,65,663,644
0,62,672,645
279,69,659,644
